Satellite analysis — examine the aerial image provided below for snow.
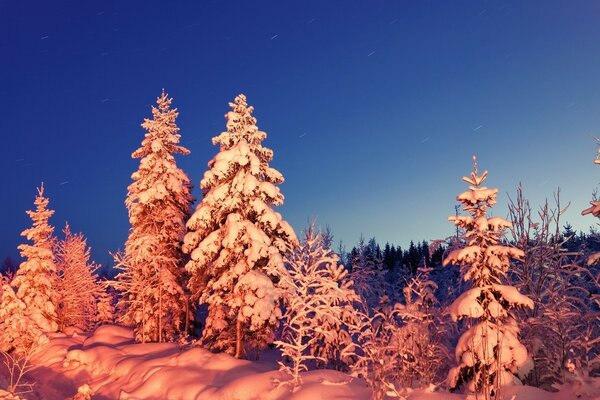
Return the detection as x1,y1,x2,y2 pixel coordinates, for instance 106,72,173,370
4,325,597,399
18,326,373,400
491,283,534,309
456,186,498,205
447,287,484,320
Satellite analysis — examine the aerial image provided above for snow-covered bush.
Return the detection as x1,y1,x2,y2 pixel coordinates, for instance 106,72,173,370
443,158,533,397
509,185,599,387
394,267,449,388
349,302,406,400
116,91,193,343
348,268,449,399
183,94,297,358
275,225,361,389
54,223,104,331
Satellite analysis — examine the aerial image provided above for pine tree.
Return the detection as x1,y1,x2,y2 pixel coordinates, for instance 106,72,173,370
1,257,17,277
383,243,395,270
443,158,533,397
407,241,420,274
117,90,193,343
54,223,103,331
11,184,58,333
183,94,297,358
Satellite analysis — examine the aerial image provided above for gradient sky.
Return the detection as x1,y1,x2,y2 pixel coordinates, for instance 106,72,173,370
2,1,600,265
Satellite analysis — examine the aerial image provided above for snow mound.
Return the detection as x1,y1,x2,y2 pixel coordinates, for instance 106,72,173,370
13,325,598,400
24,325,372,400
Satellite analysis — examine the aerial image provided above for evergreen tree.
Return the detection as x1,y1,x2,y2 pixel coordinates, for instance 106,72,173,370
444,158,533,397
383,243,395,270
321,225,334,249
1,257,17,277
394,245,403,269
406,241,420,274
54,223,103,331
183,94,297,358
430,243,446,266
420,240,431,268
11,184,58,333
117,91,193,343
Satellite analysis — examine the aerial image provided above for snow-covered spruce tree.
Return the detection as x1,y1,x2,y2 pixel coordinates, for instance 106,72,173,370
117,91,193,343
183,94,297,358
275,225,361,389
54,223,104,331
443,158,533,396
11,184,58,333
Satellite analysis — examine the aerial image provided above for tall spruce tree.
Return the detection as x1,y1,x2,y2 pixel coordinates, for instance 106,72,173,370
11,184,58,333
443,158,533,397
183,94,297,358
117,91,193,343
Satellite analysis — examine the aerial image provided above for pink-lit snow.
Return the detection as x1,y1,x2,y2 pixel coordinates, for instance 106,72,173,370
1,325,597,399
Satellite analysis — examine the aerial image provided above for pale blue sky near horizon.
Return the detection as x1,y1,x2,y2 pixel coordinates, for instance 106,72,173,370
2,1,600,264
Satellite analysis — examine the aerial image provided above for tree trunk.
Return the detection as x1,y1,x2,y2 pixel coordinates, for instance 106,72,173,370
184,294,189,335
235,315,244,359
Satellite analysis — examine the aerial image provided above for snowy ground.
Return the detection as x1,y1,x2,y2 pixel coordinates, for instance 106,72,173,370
1,325,598,400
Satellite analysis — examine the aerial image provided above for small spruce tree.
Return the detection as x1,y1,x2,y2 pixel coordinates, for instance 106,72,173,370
11,184,58,333
443,157,533,397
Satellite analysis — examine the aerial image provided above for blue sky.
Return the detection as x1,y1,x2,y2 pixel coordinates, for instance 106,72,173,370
2,1,600,263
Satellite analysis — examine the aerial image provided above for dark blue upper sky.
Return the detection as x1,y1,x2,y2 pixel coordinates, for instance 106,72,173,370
2,1,600,264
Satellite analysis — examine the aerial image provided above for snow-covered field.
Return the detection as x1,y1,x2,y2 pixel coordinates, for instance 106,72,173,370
1,325,597,400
